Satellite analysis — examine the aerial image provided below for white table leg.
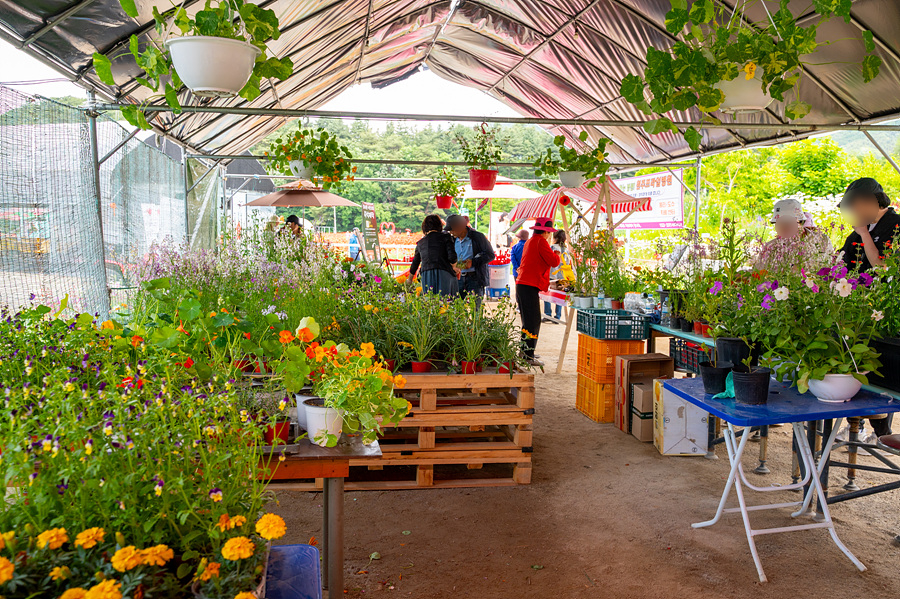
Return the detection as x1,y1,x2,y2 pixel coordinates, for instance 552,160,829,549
793,418,843,518
693,423,752,529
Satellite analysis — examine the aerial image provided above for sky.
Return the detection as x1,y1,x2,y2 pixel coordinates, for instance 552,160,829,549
0,40,518,125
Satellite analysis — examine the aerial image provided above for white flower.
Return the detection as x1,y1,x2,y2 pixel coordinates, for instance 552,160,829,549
275,311,288,320
873,310,885,322
833,279,853,298
262,305,277,315
805,279,815,290
773,287,789,301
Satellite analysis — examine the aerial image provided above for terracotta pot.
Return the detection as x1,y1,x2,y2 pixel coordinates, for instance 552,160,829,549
264,420,291,445
498,362,513,374
435,195,453,209
693,320,703,335
468,168,498,191
461,361,477,374
611,300,624,310
700,323,712,338
411,361,432,373
384,359,397,372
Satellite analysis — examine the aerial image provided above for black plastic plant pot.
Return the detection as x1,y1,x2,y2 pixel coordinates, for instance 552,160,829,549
699,360,733,395
733,367,772,405
868,337,900,393
716,337,758,369
680,318,693,333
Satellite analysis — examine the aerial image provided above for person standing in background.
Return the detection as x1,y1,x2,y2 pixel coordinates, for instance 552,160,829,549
516,219,561,366
409,215,459,296
510,229,529,279
445,215,495,307
543,230,567,323
838,177,900,272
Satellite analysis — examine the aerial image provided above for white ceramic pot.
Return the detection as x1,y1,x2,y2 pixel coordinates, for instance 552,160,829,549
714,67,774,112
166,36,261,98
289,160,314,179
559,171,586,188
303,397,343,446
294,393,315,430
573,296,592,309
807,374,863,403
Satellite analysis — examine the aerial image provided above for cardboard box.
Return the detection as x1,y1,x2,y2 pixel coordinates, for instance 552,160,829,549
653,379,709,456
630,380,654,442
614,354,675,433
631,410,653,442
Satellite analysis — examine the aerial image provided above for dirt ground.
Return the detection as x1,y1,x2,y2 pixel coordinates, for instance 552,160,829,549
271,317,900,598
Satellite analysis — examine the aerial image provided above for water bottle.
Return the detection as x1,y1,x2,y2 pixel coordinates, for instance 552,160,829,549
661,298,670,327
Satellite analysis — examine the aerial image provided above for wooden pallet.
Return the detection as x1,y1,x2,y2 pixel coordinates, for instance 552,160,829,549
269,371,536,490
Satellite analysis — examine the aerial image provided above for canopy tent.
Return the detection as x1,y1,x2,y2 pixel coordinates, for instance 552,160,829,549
243,189,360,208
3,1,900,167
508,177,651,224
459,178,542,201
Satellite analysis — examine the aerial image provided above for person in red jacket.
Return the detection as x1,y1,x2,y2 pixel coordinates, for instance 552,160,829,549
515,218,561,366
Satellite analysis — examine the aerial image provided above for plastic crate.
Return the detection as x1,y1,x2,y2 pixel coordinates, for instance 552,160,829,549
486,287,510,298
576,374,616,423
671,337,713,374
577,334,645,383
577,308,650,340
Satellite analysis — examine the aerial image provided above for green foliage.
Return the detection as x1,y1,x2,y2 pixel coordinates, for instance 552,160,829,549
454,123,506,169
265,124,355,190
95,0,293,129
430,167,461,198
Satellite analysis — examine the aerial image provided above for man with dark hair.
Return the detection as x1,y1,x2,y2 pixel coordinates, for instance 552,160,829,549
281,214,302,238
838,177,900,272
445,214,495,307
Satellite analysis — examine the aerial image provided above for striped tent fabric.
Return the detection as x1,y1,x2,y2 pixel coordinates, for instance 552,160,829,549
507,177,652,223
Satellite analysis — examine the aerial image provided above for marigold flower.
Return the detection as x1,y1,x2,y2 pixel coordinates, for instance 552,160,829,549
100,320,115,330
111,545,143,572
50,565,71,581
235,593,256,599
75,527,105,549
278,330,295,344
85,578,122,599
141,544,174,566
60,590,87,599
256,513,287,540
36,527,68,550
0,556,13,584
196,558,221,582
221,536,255,561
230,515,247,528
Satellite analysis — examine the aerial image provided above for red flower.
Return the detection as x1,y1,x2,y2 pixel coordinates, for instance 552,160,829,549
117,377,143,389
131,335,143,347
558,194,571,206
243,332,252,340
182,358,195,369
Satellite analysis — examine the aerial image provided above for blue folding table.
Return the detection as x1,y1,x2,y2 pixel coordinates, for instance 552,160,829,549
664,377,900,583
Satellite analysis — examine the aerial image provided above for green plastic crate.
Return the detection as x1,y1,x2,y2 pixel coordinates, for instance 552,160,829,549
576,309,650,340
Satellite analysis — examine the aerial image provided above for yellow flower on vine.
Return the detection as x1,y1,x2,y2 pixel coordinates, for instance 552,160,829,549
360,343,376,359
744,61,757,80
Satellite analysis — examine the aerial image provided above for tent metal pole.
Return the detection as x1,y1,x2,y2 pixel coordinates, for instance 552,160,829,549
183,157,191,245
862,131,900,177
186,164,217,194
98,127,139,165
693,157,702,231
86,91,111,314
91,103,900,132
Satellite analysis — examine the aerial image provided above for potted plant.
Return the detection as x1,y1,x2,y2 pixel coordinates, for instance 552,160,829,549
93,1,293,129
757,265,882,403
697,280,733,394
431,168,461,209
449,298,490,374
617,1,881,151
455,123,505,191
395,297,446,372
264,125,356,190
259,392,292,445
310,343,409,447
533,131,611,189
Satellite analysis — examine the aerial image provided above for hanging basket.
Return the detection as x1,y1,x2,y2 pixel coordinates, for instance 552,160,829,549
289,160,315,179
166,36,261,98
714,68,774,113
559,171,586,188
468,169,498,191
435,195,453,209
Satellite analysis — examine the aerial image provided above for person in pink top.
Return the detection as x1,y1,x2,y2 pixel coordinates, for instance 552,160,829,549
515,218,561,366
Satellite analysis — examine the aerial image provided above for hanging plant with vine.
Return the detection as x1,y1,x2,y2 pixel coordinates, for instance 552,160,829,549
454,123,505,170
93,0,293,129
264,125,356,191
618,0,882,151
532,131,611,189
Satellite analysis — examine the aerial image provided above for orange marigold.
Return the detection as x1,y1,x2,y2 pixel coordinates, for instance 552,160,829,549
255,513,287,540
221,536,255,561
74,527,105,549
36,527,68,550
111,546,143,572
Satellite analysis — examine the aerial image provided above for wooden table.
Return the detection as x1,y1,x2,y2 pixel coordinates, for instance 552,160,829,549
261,436,381,597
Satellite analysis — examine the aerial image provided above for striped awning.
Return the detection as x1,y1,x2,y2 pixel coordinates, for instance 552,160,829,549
507,177,652,223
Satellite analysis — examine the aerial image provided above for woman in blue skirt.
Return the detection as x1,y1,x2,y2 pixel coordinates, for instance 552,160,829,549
409,215,460,296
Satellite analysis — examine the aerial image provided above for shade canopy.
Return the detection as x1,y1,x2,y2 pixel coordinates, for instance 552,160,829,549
508,176,650,222
2,1,900,165
244,189,360,208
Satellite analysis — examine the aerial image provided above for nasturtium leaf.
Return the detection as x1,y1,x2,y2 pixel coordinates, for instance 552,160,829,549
670,89,697,112
619,74,645,104
119,0,139,18
784,100,811,120
862,54,882,83
683,126,702,152
92,53,115,85
178,298,201,321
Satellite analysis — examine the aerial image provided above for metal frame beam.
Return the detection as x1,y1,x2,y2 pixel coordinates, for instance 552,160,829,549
863,131,900,177
98,127,140,165
195,155,696,169
92,103,900,132
17,0,96,48
86,90,111,314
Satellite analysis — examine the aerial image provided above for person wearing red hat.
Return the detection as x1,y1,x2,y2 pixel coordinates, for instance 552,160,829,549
515,218,561,366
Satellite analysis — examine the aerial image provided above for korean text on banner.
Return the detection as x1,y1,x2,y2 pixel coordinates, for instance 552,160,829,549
613,169,685,230
361,201,382,261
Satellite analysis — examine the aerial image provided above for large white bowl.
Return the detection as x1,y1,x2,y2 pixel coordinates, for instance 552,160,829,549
166,36,261,98
807,374,863,403
714,68,774,112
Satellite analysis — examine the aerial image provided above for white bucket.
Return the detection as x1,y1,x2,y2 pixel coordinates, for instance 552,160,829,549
289,161,314,179
294,393,315,429
489,264,509,289
714,68,773,112
303,397,343,446
166,36,261,98
573,296,592,309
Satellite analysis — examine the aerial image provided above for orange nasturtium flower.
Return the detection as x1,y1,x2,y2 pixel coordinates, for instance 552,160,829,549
130,335,143,347
278,330,295,344
297,327,315,343
360,343,376,359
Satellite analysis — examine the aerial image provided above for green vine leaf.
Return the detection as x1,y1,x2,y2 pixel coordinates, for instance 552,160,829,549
684,126,702,152
643,117,678,136
164,83,181,114
118,0,138,18
664,8,690,35
862,54,882,83
862,30,876,53
688,0,714,24
194,10,220,36
785,100,811,120
92,53,115,86
121,105,152,130
619,74,645,104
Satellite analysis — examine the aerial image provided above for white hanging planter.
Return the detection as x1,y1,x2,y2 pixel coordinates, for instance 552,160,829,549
714,68,774,113
289,160,315,179
807,373,863,403
166,36,261,98
559,171,586,188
